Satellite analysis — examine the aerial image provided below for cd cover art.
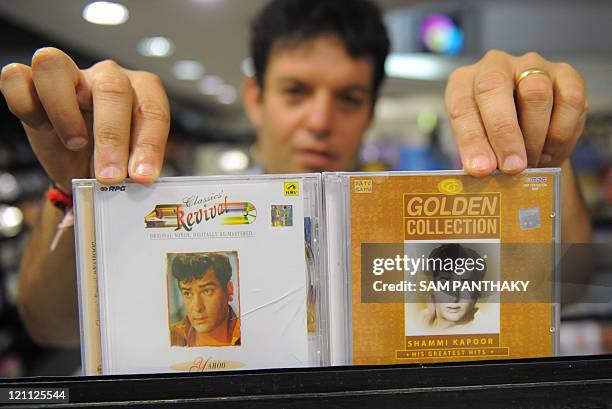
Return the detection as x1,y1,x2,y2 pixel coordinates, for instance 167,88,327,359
325,170,560,365
91,175,323,374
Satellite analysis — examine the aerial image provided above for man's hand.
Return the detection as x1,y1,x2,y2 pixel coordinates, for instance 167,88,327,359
0,47,170,192
446,50,588,176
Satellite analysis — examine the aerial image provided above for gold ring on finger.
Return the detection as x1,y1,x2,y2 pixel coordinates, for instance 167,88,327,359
516,67,550,86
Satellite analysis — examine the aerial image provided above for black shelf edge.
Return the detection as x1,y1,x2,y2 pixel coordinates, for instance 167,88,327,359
0,355,610,408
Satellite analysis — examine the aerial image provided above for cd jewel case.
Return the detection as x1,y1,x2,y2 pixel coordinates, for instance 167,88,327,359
73,174,328,375
74,169,560,374
324,169,560,366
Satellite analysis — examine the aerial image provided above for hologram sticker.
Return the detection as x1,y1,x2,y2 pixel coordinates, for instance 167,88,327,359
518,207,541,230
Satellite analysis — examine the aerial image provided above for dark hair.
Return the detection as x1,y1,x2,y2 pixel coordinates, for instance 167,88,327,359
428,244,487,300
250,0,390,101
171,253,232,291
428,244,487,281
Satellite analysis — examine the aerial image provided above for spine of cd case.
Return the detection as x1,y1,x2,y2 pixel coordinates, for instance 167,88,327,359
323,174,353,366
72,180,103,376
303,176,330,366
551,169,561,356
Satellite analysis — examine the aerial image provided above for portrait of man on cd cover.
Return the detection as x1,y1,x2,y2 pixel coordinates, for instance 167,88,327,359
168,252,241,347
420,243,488,332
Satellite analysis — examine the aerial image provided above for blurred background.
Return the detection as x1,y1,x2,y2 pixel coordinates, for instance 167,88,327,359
0,0,611,377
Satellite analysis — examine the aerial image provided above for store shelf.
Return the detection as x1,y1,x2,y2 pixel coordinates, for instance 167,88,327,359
0,355,610,408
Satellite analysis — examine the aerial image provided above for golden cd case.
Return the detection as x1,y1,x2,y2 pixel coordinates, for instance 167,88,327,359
324,169,560,365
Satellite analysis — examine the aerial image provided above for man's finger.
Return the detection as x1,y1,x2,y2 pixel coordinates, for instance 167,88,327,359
514,56,554,167
1,63,53,132
445,66,497,176
126,71,170,184
474,50,527,174
573,108,588,145
539,63,587,166
87,60,134,184
1,62,90,192
31,47,89,151
540,105,587,168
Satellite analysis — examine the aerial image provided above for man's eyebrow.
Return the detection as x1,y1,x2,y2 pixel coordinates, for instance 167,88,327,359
276,77,306,85
276,77,370,92
339,85,371,94
197,281,218,288
179,280,218,290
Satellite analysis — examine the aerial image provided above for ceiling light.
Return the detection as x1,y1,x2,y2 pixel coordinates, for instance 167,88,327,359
172,60,205,80
197,75,223,95
217,84,237,104
82,2,129,25
241,58,254,77
218,150,249,172
137,36,175,58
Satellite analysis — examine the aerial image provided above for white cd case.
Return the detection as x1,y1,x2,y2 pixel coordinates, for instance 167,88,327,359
73,174,328,375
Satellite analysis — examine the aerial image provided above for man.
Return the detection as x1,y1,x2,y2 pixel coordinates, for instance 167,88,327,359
169,253,240,347
420,244,487,332
0,0,590,346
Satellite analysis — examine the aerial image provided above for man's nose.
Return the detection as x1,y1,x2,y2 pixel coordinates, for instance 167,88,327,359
193,294,206,312
305,91,333,139
447,285,461,301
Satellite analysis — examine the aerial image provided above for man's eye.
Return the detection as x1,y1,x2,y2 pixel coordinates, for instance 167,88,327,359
204,288,214,296
340,94,365,107
284,86,306,96
181,291,192,297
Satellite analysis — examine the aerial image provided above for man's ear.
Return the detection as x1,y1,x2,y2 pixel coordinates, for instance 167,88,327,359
243,76,263,128
227,281,234,302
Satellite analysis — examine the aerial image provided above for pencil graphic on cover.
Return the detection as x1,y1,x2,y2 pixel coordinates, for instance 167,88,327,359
144,204,181,228
223,202,257,225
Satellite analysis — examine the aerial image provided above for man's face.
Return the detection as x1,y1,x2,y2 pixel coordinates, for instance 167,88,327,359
432,279,477,323
179,269,232,334
245,35,375,173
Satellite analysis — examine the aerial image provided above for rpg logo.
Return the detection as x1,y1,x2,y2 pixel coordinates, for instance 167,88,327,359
100,185,126,192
